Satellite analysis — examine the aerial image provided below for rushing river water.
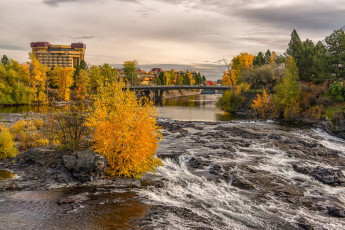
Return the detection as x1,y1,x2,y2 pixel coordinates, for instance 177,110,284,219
1,94,345,229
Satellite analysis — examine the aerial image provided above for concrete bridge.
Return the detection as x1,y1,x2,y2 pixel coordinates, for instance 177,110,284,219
127,85,230,91
125,85,230,102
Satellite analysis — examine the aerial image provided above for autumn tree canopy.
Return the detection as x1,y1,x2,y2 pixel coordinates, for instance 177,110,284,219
86,80,162,178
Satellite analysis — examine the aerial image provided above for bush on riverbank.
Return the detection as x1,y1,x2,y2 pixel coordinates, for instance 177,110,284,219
43,108,90,151
11,119,48,151
87,81,163,179
0,124,17,160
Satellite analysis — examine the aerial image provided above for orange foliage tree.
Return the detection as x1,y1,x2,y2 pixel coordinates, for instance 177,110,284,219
251,88,273,119
223,53,255,91
28,53,48,104
75,69,89,100
51,66,75,101
86,80,162,178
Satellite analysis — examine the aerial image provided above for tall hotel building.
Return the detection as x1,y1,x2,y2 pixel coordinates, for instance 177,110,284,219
30,42,86,68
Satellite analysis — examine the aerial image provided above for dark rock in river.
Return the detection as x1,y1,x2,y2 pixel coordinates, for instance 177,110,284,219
209,164,224,175
188,157,202,169
292,164,345,186
63,150,106,182
327,206,345,218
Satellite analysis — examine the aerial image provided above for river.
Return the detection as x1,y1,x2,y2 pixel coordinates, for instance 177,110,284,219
0,95,345,229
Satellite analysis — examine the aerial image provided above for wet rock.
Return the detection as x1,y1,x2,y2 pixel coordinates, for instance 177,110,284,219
292,164,345,186
209,164,224,175
295,217,314,230
63,150,107,182
327,206,345,218
57,199,77,205
188,157,202,169
312,166,345,186
230,175,254,190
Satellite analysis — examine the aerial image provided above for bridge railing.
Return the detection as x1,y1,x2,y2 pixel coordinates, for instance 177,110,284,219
125,85,230,90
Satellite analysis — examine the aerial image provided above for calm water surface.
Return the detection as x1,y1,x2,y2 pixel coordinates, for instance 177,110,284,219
0,94,240,122
156,94,245,121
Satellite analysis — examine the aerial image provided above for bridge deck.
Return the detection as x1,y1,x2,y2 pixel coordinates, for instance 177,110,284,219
127,85,230,90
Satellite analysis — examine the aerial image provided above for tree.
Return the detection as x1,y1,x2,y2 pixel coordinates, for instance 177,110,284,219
254,52,265,66
273,56,301,120
325,29,345,79
269,51,277,64
251,88,272,119
225,53,255,92
1,55,9,65
202,75,206,84
264,49,272,64
51,66,75,101
242,64,276,90
299,39,315,81
28,53,48,104
123,61,137,85
99,63,118,84
157,71,165,85
182,73,191,85
75,69,90,100
88,65,103,92
286,29,304,61
86,80,162,178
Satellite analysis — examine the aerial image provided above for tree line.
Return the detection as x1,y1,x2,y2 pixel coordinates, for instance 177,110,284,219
218,28,345,123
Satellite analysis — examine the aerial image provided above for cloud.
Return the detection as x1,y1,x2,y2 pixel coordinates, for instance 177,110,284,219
74,36,95,39
0,45,27,51
42,0,79,7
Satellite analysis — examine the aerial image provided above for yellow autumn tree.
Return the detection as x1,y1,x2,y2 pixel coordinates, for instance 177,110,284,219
75,69,90,100
221,71,231,86
230,52,255,84
251,88,273,119
86,80,163,178
51,66,75,101
269,51,277,64
28,53,48,104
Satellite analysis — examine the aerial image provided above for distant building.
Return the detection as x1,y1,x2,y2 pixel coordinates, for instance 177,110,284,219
30,41,86,68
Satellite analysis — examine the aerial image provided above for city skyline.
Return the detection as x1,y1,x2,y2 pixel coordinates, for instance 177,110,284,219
0,0,344,79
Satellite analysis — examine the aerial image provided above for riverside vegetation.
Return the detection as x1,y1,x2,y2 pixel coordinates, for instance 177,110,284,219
0,80,162,179
217,28,345,137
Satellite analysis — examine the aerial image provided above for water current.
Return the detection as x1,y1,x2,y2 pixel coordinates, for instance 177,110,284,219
0,94,344,229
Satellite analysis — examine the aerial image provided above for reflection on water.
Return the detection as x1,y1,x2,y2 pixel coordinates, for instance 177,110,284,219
156,94,246,121
0,94,242,122
0,187,150,230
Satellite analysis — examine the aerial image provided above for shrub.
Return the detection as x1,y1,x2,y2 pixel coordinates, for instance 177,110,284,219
216,91,245,113
0,124,17,160
12,119,49,151
11,119,27,134
86,81,162,178
301,105,323,122
328,82,344,102
251,89,273,119
44,108,89,151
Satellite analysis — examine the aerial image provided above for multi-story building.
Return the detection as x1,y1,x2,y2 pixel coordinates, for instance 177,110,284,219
30,42,86,68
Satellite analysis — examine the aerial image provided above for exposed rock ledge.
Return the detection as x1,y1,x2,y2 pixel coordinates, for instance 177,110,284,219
0,147,141,191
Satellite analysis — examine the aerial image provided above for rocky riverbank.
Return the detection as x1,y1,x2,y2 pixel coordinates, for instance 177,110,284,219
136,119,345,229
0,119,345,229
0,147,140,191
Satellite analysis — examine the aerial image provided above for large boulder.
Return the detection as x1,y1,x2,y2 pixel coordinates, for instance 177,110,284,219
63,150,107,182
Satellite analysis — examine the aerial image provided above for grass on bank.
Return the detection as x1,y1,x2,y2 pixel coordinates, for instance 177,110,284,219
323,103,345,121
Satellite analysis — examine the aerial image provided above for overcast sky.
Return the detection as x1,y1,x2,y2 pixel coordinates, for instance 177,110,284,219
0,0,344,79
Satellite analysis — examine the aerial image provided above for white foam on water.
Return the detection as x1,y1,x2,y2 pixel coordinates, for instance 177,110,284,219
139,121,345,229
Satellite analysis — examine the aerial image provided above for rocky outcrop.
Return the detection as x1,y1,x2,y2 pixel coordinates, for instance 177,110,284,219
0,147,108,190
63,150,106,182
292,164,345,186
